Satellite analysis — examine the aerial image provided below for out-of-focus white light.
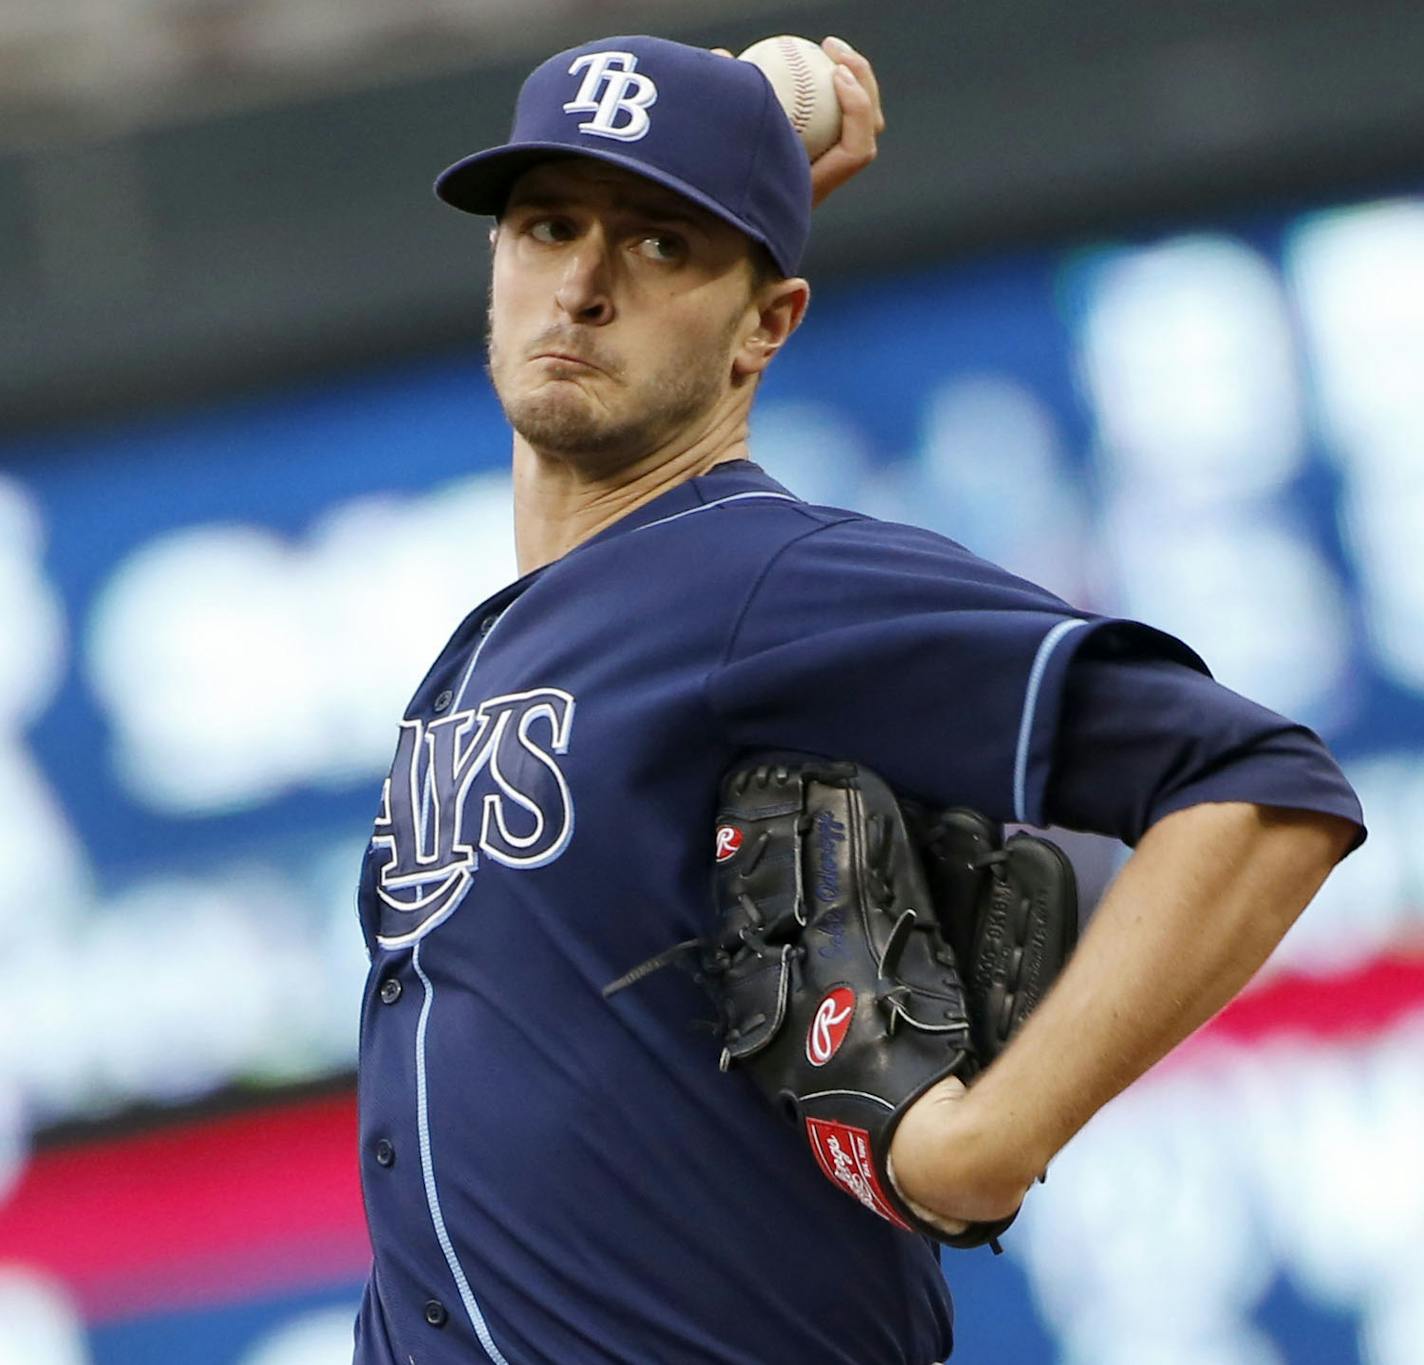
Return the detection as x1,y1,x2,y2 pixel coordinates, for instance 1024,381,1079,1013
1340,467,1424,693
1289,200,1424,467
1019,1068,1274,1340
0,1080,27,1205
1019,1018,1424,1365
1362,1247,1424,1365
84,471,515,813
0,476,94,940
1273,752,1424,978
1225,1023,1424,1305
1060,1322,1284,1365
239,1305,361,1365
0,476,66,725
0,841,369,1124
86,523,313,809
0,1269,90,1365
1074,235,1305,503
1099,499,1351,726
918,374,1089,600
78,878,279,1104
0,747,96,941
749,399,872,508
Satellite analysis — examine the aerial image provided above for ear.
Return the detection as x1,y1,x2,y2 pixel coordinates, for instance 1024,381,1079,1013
733,277,811,379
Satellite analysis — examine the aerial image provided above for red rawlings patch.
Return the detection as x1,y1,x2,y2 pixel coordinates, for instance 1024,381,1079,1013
804,1117,910,1230
805,986,856,1066
714,825,743,863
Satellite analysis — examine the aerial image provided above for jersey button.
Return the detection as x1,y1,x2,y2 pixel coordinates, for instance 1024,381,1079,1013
433,690,452,713
379,978,402,1005
374,1139,395,1168
424,1299,448,1328
479,614,498,637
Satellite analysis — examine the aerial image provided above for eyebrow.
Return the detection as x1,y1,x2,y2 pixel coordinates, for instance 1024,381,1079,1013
505,192,714,234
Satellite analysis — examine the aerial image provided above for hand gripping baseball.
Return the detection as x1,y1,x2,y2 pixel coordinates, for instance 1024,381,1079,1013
711,36,884,206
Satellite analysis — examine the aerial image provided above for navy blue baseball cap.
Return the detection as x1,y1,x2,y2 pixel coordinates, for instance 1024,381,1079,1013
434,35,813,276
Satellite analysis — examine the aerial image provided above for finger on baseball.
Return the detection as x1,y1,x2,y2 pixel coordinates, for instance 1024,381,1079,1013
710,46,732,58
810,85,879,205
827,68,879,166
823,36,885,133
831,68,884,160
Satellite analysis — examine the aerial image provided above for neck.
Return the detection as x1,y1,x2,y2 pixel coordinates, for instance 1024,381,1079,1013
511,403,753,573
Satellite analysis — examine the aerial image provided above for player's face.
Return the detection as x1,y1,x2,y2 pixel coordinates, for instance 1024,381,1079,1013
486,158,766,471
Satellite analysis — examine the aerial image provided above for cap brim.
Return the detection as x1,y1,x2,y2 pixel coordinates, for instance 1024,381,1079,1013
434,142,792,276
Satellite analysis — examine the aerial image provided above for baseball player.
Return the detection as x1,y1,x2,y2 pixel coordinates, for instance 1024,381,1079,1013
352,34,1363,1364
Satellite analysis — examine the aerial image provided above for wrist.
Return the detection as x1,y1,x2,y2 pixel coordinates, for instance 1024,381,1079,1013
889,1075,1034,1227
961,1058,1063,1187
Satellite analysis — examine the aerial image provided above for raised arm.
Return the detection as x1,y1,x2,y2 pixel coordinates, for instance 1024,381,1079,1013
889,799,1359,1227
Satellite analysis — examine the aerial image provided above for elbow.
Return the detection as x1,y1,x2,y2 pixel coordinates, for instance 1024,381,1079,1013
1143,800,1359,941
1247,804,1360,941
1255,804,1361,871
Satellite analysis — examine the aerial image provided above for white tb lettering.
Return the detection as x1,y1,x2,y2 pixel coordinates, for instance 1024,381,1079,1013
563,52,658,143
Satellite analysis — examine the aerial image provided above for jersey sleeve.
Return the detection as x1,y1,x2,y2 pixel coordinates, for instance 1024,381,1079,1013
1045,648,1367,849
702,516,1206,826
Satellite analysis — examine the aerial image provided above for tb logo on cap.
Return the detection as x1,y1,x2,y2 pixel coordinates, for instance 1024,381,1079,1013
564,52,658,143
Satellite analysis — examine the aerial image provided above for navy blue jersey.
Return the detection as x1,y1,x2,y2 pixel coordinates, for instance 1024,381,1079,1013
352,460,1363,1364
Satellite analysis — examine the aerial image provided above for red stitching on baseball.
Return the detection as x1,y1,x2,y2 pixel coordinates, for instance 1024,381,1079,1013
777,36,816,133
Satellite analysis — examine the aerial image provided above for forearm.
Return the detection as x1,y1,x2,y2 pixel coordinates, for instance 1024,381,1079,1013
893,800,1358,1221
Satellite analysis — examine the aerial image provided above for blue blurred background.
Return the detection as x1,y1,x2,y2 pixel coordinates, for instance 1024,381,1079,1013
2,2,1423,1362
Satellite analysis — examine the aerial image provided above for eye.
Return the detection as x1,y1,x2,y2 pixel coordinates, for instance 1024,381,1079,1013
634,232,686,263
526,217,572,244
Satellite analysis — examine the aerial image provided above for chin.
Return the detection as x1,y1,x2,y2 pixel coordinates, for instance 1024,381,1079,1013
506,390,626,459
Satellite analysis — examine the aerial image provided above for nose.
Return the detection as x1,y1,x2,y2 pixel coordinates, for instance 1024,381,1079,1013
554,229,615,326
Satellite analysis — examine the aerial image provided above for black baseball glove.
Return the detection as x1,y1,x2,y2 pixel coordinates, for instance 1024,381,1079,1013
901,795,1080,1074
605,753,1078,1249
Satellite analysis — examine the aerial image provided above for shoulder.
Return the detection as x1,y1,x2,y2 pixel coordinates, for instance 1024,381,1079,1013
716,497,1210,683
615,462,1082,628
747,506,1078,617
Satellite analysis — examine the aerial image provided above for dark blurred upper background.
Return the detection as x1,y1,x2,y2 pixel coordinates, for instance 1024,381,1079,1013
5,0,1424,429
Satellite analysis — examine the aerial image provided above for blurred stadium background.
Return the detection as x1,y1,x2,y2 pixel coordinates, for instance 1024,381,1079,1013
3,0,1424,1361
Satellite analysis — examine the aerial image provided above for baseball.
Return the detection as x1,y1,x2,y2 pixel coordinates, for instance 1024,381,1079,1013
737,36,842,161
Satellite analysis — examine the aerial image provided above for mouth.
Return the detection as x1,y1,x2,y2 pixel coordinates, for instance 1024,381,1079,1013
531,351,605,375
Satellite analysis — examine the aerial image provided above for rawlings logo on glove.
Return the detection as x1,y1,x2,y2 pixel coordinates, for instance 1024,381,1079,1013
806,988,856,1065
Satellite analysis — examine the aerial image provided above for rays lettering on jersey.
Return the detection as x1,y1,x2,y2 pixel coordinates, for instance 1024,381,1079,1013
370,687,576,946
563,52,658,142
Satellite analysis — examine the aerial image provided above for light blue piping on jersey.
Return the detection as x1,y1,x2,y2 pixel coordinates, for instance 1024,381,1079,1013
410,608,508,845
633,489,799,534
453,606,508,713
1013,617,1089,824
412,941,512,1365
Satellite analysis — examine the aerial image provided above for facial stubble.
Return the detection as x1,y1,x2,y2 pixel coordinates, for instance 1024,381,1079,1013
485,296,747,470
